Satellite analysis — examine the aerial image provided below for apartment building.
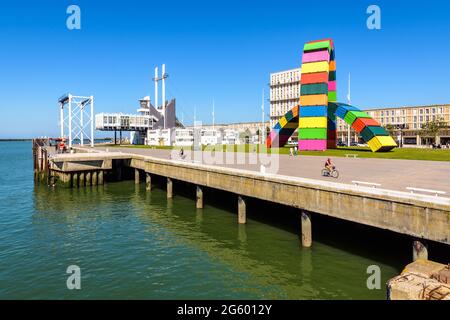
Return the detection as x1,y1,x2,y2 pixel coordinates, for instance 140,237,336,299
269,68,301,128
337,105,450,146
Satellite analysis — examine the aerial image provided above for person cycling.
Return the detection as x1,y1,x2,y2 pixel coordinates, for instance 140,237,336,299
324,158,334,173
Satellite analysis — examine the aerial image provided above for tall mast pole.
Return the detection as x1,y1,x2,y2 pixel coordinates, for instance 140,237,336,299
347,73,351,146
212,99,215,130
261,88,265,144
162,64,166,129
154,67,159,111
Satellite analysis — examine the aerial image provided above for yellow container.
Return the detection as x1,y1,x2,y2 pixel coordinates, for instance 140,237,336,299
367,136,397,152
299,117,327,128
300,94,328,106
279,116,288,127
301,61,329,74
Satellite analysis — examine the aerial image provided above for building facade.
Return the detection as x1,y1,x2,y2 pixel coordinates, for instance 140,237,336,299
269,68,301,128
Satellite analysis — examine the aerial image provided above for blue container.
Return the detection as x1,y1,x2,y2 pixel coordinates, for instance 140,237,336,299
328,118,336,130
335,106,348,119
300,106,327,117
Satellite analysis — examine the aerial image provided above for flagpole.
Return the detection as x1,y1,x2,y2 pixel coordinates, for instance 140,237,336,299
347,73,351,146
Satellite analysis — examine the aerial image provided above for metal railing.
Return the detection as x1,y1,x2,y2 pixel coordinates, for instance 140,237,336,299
406,187,446,197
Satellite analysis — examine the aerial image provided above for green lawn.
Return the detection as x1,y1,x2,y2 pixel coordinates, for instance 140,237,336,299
105,144,450,162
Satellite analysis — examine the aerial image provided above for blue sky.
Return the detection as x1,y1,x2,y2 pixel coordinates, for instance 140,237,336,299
1,0,450,138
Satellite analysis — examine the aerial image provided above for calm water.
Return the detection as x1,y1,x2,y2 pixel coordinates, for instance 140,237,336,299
0,141,403,299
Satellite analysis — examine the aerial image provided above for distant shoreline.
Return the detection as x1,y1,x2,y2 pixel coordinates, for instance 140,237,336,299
0,139,32,142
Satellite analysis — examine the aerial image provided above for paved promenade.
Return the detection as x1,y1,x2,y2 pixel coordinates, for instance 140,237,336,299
92,146,450,195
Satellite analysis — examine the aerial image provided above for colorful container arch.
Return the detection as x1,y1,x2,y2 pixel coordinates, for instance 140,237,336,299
267,39,397,152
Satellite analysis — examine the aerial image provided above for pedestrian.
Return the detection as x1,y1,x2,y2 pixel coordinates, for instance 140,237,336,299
289,147,293,156
294,146,298,156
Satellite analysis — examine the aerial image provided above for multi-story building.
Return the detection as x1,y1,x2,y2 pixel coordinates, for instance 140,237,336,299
337,104,450,146
269,68,301,128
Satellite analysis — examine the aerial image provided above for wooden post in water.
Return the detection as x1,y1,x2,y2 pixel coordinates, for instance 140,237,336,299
301,210,312,248
238,196,246,224
196,186,203,209
413,240,428,261
86,172,92,186
146,173,152,191
135,169,140,184
73,172,78,188
167,178,173,199
79,172,85,187
98,170,104,185
92,171,98,186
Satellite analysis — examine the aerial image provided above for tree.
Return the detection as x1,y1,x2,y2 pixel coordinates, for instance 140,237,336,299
384,124,395,137
239,128,252,143
420,118,447,145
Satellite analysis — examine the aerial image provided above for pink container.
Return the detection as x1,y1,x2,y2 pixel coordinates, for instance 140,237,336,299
328,81,336,91
302,50,330,63
298,139,327,151
269,130,277,140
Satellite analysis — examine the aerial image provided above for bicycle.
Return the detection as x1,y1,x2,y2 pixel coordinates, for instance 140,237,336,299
321,166,339,178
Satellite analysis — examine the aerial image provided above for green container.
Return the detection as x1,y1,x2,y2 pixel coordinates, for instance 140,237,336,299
298,128,327,140
344,111,371,125
304,40,332,52
360,126,389,141
328,91,337,101
285,110,293,121
300,83,328,95
329,71,336,81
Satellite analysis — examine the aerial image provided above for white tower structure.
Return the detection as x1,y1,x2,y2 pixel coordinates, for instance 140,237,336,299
162,64,166,129
59,94,94,148
154,67,159,111
153,64,169,129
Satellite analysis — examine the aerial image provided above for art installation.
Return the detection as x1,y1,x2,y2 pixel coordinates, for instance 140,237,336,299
267,39,397,152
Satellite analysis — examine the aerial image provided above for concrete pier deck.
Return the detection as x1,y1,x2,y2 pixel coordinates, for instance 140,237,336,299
92,146,450,195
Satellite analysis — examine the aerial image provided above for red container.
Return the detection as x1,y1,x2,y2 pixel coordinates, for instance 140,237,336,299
301,72,328,85
351,118,380,133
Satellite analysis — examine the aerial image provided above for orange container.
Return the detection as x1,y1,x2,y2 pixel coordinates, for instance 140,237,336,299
329,60,336,71
300,94,328,106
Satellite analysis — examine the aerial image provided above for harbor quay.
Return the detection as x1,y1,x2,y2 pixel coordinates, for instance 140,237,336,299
34,143,450,255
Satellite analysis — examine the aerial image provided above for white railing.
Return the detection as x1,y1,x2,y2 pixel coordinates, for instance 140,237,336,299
406,187,446,197
352,181,382,188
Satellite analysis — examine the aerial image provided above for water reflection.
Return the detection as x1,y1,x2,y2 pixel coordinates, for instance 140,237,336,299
30,181,397,299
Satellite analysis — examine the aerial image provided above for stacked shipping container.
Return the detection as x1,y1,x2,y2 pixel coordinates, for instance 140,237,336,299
298,39,336,151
